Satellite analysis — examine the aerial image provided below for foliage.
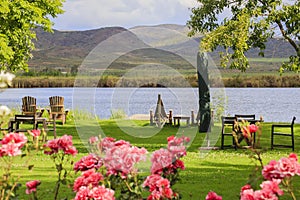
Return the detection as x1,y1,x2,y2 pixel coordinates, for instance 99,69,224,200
0,0,64,72
110,109,127,120
188,0,300,73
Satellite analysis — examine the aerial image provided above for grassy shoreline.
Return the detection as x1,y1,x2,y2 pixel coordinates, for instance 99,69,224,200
12,73,300,88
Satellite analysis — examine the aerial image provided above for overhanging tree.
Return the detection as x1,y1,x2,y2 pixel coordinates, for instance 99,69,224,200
0,0,65,72
187,0,300,73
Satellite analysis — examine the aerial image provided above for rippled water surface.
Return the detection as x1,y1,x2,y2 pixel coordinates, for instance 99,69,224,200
0,87,299,122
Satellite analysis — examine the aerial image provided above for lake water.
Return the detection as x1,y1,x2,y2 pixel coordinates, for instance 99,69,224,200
0,87,299,122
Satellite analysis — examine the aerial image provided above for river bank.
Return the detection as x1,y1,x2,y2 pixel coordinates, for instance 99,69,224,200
12,74,300,88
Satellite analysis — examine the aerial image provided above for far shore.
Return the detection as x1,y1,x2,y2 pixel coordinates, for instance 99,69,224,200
12,74,300,88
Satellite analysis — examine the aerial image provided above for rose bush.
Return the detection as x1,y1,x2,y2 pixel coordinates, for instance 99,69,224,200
73,135,189,200
0,132,28,199
43,134,78,200
206,120,300,200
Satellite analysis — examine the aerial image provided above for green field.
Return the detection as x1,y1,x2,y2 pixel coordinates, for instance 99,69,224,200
1,115,300,200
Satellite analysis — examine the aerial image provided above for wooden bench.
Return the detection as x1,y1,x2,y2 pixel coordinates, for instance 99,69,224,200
173,115,190,127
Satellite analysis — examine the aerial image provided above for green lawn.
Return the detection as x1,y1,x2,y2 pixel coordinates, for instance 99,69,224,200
1,118,300,200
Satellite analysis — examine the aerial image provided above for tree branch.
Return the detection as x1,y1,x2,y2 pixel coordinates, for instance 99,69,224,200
276,20,299,54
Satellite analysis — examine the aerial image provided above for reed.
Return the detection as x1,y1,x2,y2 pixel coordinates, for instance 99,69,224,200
11,74,300,88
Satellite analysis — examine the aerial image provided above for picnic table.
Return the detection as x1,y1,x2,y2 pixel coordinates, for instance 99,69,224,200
173,115,190,126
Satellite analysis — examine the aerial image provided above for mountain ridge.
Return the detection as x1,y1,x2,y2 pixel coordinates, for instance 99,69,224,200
28,24,295,73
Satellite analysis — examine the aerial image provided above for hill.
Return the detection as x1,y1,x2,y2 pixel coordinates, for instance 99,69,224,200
28,24,295,74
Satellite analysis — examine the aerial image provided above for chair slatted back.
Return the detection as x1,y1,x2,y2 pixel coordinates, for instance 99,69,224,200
22,96,37,115
49,96,67,125
49,96,65,114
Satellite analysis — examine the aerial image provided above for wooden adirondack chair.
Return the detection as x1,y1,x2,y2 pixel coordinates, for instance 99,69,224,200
22,96,37,116
49,96,69,125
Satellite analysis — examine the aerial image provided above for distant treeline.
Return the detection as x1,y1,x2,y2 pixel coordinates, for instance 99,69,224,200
11,74,300,88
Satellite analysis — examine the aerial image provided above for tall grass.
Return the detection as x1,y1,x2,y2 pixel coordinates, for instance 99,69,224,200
12,74,300,88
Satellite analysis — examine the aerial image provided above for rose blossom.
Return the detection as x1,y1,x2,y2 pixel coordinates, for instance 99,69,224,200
240,180,284,200
240,184,255,200
205,191,222,200
89,186,115,200
249,124,258,133
26,180,41,194
74,186,89,200
29,129,41,137
0,133,27,156
99,137,116,152
104,144,147,177
150,148,173,174
74,153,103,172
143,174,174,200
73,169,104,192
143,174,163,191
167,136,190,158
240,188,255,200
44,134,77,156
262,153,300,180
0,143,22,156
89,136,99,144
1,132,27,148
260,179,283,196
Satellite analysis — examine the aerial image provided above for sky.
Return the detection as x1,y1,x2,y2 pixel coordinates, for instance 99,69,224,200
51,0,199,31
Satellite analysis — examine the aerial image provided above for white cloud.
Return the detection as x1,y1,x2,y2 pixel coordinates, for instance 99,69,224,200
52,0,198,31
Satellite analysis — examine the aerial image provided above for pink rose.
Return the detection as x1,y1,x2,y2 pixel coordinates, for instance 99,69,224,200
89,186,115,200
289,153,298,161
262,160,280,180
206,191,222,200
249,124,258,133
57,135,73,149
1,132,27,148
26,180,41,194
73,169,104,192
98,137,115,152
143,174,163,191
150,148,173,174
260,179,283,196
44,135,77,156
263,154,300,180
74,154,103,172
64,146,78,156
0,143,22,156
240,188,255,200
143,174,174,200
29,129,41,137
89,136,98,144
74,186,89,200
104,145,147,177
